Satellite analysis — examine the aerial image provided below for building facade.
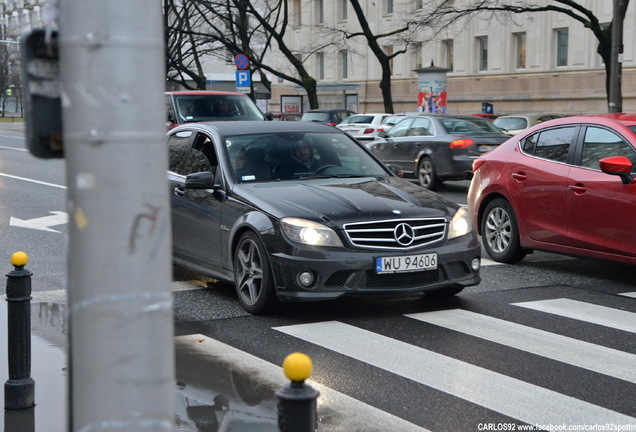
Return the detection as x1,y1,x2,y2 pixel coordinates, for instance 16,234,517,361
269,0,635,116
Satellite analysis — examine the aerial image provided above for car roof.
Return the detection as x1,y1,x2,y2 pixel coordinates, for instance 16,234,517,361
171,120,341,136
166,90,248,96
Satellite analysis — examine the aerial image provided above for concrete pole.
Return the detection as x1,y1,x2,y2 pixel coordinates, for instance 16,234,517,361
58,1,174,431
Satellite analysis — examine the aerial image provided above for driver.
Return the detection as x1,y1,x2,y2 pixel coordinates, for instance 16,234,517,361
274,138,321,179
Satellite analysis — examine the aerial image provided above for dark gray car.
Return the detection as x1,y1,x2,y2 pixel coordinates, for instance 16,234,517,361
167,121,481,314
366,114,511,189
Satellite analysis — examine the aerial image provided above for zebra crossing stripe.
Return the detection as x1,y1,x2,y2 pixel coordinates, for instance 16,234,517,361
405,309,636,384
274,321,636,427
512,299,636,333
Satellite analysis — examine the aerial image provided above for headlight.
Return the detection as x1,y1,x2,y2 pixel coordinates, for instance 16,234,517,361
281,218,344,247
448,207,472,239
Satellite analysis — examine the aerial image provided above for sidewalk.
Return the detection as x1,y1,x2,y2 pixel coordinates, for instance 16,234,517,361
2,293,427,432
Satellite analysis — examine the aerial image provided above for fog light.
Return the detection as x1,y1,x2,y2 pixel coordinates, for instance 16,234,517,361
297,271,314,287
471,258,481,271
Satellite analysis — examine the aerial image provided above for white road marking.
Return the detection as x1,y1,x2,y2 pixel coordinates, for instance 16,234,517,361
274,321,636,427
513,298,636,333
406,309,636,384
0,172,66,189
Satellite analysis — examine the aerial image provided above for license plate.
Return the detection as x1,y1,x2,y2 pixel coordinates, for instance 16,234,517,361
478,145,495,153
375,253,437,274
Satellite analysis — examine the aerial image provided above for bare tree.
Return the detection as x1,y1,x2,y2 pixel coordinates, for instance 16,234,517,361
344,0,413,113
164,0,337,109
0,43,21,116
424,0,629,111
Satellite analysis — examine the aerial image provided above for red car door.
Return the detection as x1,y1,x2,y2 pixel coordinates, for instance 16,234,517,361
507,127,575,247
565,125,636,259
566,166,636,258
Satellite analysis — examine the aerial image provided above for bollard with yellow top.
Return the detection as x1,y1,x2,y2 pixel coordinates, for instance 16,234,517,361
276,352,320,432
5,251,35,410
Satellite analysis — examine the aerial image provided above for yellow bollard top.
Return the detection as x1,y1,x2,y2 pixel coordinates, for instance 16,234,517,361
11,251,28,267
282,352,313,382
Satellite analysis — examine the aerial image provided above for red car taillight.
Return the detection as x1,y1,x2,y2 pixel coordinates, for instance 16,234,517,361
450,138,475,149
472,158,486,172
362,128,375,134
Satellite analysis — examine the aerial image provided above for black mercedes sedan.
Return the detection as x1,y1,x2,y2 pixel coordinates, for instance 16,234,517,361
366,114,511,190
167,121,481,314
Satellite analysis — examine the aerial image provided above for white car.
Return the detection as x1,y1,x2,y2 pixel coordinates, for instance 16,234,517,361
492,113,563,135
337,113,392,141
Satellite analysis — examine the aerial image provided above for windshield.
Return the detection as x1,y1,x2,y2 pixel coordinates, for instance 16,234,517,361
493,117,528,131
225,131,390,183
441,116,505,134
301,112,330,122
173,94,266,123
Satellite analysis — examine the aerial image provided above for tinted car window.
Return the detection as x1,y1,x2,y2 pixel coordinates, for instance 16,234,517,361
224,131,388,182
408,117,432,136
167,131,195,175
387,118,413,137
580,127,636,169
172,94,265,124
532,127,575,162
347,115,376,124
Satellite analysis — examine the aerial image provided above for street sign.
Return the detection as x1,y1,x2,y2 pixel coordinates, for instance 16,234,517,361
234,54,250,70
236,70,251,87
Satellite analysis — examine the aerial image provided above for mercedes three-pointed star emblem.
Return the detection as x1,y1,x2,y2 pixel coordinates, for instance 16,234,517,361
394,223,415,246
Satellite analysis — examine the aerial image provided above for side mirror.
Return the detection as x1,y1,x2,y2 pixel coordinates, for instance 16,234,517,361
599,156,634,185
185,170,217,189
264,112,274,121
377,130,387,138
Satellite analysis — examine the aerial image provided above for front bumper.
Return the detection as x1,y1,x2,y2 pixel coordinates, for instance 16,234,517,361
268,236,481,302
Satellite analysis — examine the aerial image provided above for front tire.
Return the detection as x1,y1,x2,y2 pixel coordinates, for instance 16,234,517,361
417,157,439,190
233,231,278,314
481,198,526,263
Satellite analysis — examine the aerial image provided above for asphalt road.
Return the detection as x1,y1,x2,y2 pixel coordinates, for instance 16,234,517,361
2,125,635,430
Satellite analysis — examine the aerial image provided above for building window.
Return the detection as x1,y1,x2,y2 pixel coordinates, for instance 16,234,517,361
477,36,488,72
412,43,422,72
556,28,568,67
444,39,454,72
316,52,324,80
293,0,302,26
339,0,347,20
386,0,393,14
340,50,348,79
515,32,526,69
315,0,324,24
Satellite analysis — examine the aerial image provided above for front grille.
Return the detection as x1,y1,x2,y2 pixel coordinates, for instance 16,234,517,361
365,268,442,288
343,218,447,250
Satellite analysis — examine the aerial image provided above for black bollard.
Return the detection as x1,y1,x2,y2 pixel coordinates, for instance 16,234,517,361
276,352,319,432
4,252,35,410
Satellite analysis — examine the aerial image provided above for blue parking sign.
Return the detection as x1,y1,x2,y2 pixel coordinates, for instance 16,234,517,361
236,70,251,87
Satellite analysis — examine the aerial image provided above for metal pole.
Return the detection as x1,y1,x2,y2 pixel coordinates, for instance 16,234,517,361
58,1,174,431
609,0,623,113
4,252,34,410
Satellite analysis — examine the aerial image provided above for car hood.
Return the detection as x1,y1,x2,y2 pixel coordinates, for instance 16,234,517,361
235,177,458,226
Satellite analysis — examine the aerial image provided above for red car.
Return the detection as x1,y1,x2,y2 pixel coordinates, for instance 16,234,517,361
467,114,636,266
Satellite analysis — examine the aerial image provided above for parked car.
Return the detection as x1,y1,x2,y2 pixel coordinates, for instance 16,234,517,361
271,113,302,121
366,114,511,190
493,113,563,135
468,113,636,266
301,109,355,126
470,113,499,121
166,91,268,129
167,121,481,314
336,113,392,141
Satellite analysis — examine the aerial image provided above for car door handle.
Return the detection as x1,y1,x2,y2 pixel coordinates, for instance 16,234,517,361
569,184,587,194
511,172,527,181
174,186,186,197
